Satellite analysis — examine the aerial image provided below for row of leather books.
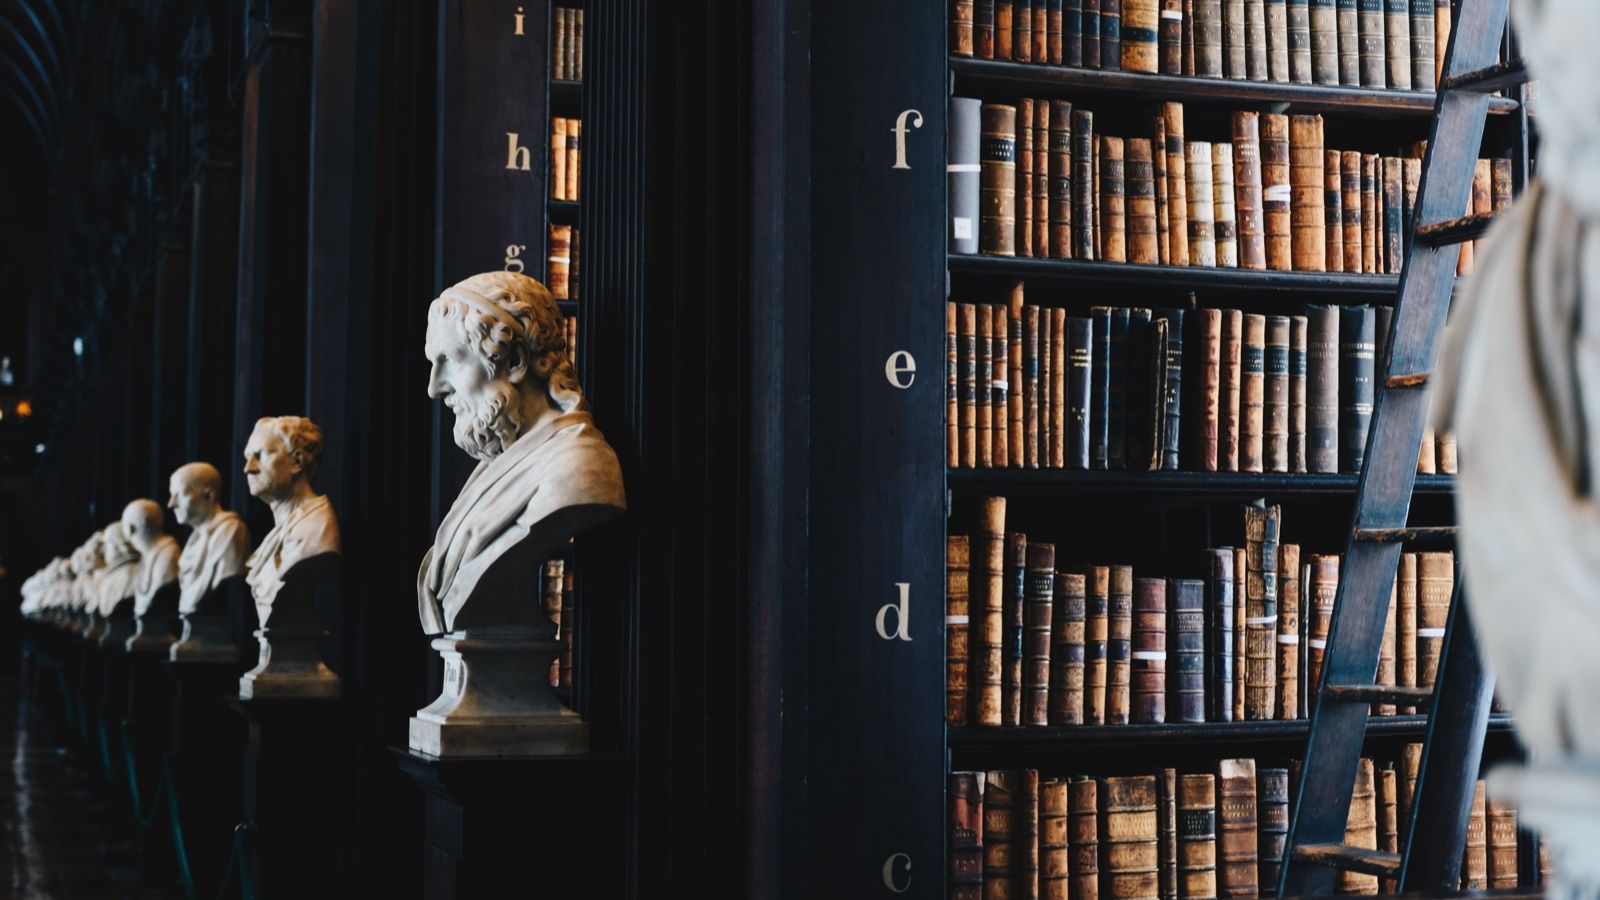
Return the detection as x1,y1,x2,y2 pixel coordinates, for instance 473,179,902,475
551,116,583,202
949,0,1453,92
951,98,1512,275
551,7,585,82
549,224,581,301
946,498,1458,727
541,558,577,690
945,290,1458,475
948,752,1544,900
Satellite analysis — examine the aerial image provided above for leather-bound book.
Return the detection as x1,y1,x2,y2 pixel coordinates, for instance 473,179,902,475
1216,759,1259,897
1108,566,1134,725
1195,0,1224,74
548,224,572,300
1288,315,1307,472
1089,566,1114,724
1128,139,1160,265
1163,103,1191,268
1306,554,1338,694
1053,308,1070,468
1418,424,1437,473
1069,317,1094,469
1110,308,1131,468
1049,0,1066,62
1462,780,1488,889
1403,158,1421,269
1153,116,1171,265
1026,304,1041,468
1036,0,1052,59
1491,157,1512,214
1416,551,1452,689
1011,286,1026,467
1159,769,1180,900
1336,0,1358,84
1126,309,1154,470
1540,843,1554,884
1132,577,1168,724
1186,142,1217,266
1309,0,1337,83
1276,543,1301,719
1357,0,1384,86
1257,768,1289,895
1124,0,1160,70
1487,797,1518,888
1305,305,1339,472
1169,579,1206,722
1399,742,1421,827
1376,578,1396,714
1043,780,1072,900
1178,775,1218,900
1240,314,1266,473
551,118,569,201
1005,533,1030,726
1092,307,1113,468
999,0,1016,57
1146,319,1168,471
1361,154,1379,273
1245,0,1268,79
567,120,581,200
979,306,994,467
1018,100,1036,258
1161,0,1186,72
1338,305,1375,473
1197,308,1223,471
986,770,1020,899
1340,150,1362,273
1041,311,1053,467
1437,430,1457,474
1222,0,1246,77
1288,115,1325,271
1233,547,1247,722
953,772,987,900
982,104,1019,256
1384,0,1411,88
1266,0,1289,80
1103,0,1124,68
1207,548,1236,722
553,9,569,78
1408,0,1434,89
1432,0,1448,83
961,304,979,468
1051,102,1074,260
1322,150,1343,272
1053,572,1088,725
973,497,1009,727
1232,113,1266,270
955,0,978,55
1378,156,1400,273
1071,778,1101,900
1156,308,1186,471
1101,136,1129,264
1471,158,1492,265
1074,110,1097,260
978,0,998,56
1183,0,1197,73
1025,544,1057,726
951,98,983,255
1101,776,1161,900
1286,0,1311,81
1026,769,1042,899
1264,316,1290,472
1260,115,1292,270
1397,552,1418,712
948,304,959,468
995,306,1012,467
1244,503,1281,720
1212,143,1239,267
1066,0,1084,65
1085,0,1103,66
1341,758,1379,895
1035,102,1052,259
1377,766,1399,892
1218,308,1243,472
950,535,973,725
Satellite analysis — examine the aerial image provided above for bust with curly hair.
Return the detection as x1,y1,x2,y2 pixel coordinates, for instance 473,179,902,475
242,414,342,623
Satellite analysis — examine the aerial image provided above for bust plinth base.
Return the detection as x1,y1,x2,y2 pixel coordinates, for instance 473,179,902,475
170,613,241,663
239,625,340,699
408,632,588,757
124,615,178,654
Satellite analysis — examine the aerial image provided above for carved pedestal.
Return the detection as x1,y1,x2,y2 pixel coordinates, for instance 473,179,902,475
126,584,181,654
98,606,136,650
238,554,340,699
172,580,246,664
408,628,586,757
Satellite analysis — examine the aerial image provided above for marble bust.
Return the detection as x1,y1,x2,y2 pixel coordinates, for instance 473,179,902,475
170,461,251,615
242,416,341,624
96,521,142,616
124,499,180,616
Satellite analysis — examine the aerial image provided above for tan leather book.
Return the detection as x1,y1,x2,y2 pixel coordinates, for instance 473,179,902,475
1433,0,1449,83
1381,157,1403,273
1163,103,1190,268
1361,154,1379,273
987,770,1021,899
1164,0,1188,74
1101,136,1129,264
1397,552,1418,712
1102,775,1161,900
1025,305,1041,468
1307,553,1338,694
1128,139,1161,265
1177,774,1218,900
1036,101,1053,259
1376,578,1397,715
1276,544,1301,719
1540,843,1554,883
1010,286,1026,467
1264,315,1290,472
1132,577,1169,724
982,104,1020,257
1219,309,1244,471
1289,314,1307,472
1026,769,1043,899
1159,769,1179,900
995,305,1011,467
1340,149,1362,273
1025,544,1057,726
1288,115,1325,271
961,304,979,467
949,536,973,726
1462,780,1488,889
1403,157,1424,272
949,303,961,468
1053,572,1088,725
1340,758,1378,894
566,120,581,201
953,773,987,899
1267,112,1292,267
1399,742,1422,829
1035,0,1051,61
1244,503,1281,719
553,9,569,78
979,306,994,467
1487,795,1519,889
1043,780,1072,900
1107,566,1133,725
1186,141,1217,266
1053,307,1069,468
1233,547,1247,721
1232,113,1266,270
1072,778,1101,900
1416,551,1453,690
1125,0,1162,70
973,498,1009,726
1049,0,1065,62
1051,102,1074,261
1322,150,1343,273
1018,99,1036,258
1004,533,1030,726
954,0,977,56
1200,308,1223,472
1211,142,1239,267
1437,430,1457,474
1153,116,1171,264
551,117,569,201
1216,759,1259,897
1491,157,1513,214
1038,309,1051,468
1257,767,1289,893
1241,314,1266,473
548,223,572,300
1377,765,1399,892
999,1,1015,60
1417,428,1436,474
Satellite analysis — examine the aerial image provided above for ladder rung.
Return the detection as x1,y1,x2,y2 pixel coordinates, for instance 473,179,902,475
1385,372,1429,389
1415,212,1497,247
1322,684,1436,708
1293,844,1403,878
1353,526,1456,545
1441,58,1528,94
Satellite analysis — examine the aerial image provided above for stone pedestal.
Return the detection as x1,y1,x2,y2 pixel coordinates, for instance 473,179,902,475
170,612,242,663
169,662,247,897
97,606,136,650
408,629,587,757
238,553,340,699
126,583,181,654
124,654,180,893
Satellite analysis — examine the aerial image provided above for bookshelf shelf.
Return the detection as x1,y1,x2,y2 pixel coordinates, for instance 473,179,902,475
950,57,1520,118
949,253,1401,295
549,199,580,223
947,470,1457,497
551,78,582,110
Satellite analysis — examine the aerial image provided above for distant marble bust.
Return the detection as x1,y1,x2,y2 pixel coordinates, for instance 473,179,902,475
242,416,341,624
170,462,252,614
418,271,625,634
123,499,180,616
71,530,107,613
97,520,142,616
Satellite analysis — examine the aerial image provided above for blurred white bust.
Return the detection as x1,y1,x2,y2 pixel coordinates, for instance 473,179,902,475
123,499,179,616
242,416,341,624
170,462,251,615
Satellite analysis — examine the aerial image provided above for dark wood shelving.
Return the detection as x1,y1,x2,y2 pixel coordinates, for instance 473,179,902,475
558,300,577,315
948,469,1456,497
550,78,582,111
950,253,1401,295
950,57,1520,118
548,199,580,223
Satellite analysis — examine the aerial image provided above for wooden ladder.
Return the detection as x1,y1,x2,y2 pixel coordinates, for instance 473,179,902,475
1277,0,1530,892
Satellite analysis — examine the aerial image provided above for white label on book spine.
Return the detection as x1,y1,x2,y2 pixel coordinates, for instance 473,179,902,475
1417,627,1447,638
1309,638,1328,649
1132,650,1169,661
945,615,970,625
1265,184,1293,202
947,163,981,173
952,217,974,240
1277,634,1300,644
1247,615,1280,625
1163,9,1185,18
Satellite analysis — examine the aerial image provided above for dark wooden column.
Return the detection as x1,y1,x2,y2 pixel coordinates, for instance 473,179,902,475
185,161,241,472
150,234,189,494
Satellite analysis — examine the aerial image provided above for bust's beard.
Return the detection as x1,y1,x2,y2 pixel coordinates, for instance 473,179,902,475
450,380,525,461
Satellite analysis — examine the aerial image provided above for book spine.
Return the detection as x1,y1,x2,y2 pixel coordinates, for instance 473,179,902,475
1471,157,1492,262
1276,543,1300,719
1357,0,1384,86
1161,0,1186,72
1043,780,1071,900
1385,0,1412,89
981,104,1019,257
1004,533,1029,726
1341,759,1379,895
1378,767,1399,892
1195,0,1223,75
1376,576,1397,714
1463,781,1488,889
1266,0,1289,80
1133,577,1169,724
1170,579,1206,723
1038,303,1052,465
1186,142,1217,266
1071,779,1100,900
1491,157,1512,213
961,304,978,468
1338,305,1375,473
1183,0,1197,73
1399,742,1422,828
1305,305,1339,472
1207,548,1236,722
1336,0,1358,85
553,9,568,78
1050,102,1074,260
1035,0,1051,60
1397,552,1418,712
1433,0,1448,83
1288,315,1307,472
1288,115,1325,271
995,306,1011,467
1127,139,1160,265
1217,309,1243,471
1245,0,1268,79
1085,0,1103,66
1103,0,1124,68
972,500,1008,726
1025,543,1056,726
950,98,983,256
1026,305,1041,468
978,0,997,56
1126,310,1153,472
952,772,987,900
1417,551,1452,689
1109,308,1130,467
1159,769,1180,900
1178,774,1218,900
551,118,568,201
1487,797,1519,889
1069,317,1093,469
1026,769,1042,900
1382,156,1403,273
1240,314,1265,473
1124,0,1161,70
1018,99,1036,258
1010,286,1025,467
1050,0,1066,61
1159,309,1185,471
949,536,973,726
1052,572,1088,725
1264,316,1290,472
1287,0,1311,82
1163,103,1190,268
1361,154,1378,273
1437,430,1457,473
1088,566,1112,724
1338,149,1362,274
1216,758,1259,897
1307,553,1338,694
1200,308,1223,472
1091,307,1112,468
1101,775,1161,900
1323,150,1343,272
1309,0,1337,84
1034,103,1051,260
1409,0,1434,89
948,304,959,468
1065,0,1084,65
1108,565,1134,724
1257,768,1290,895
1101,136,1128,264
1212,142,1238,267
1231,113,1266,270
999,0,1016,57
986,770,1020,895
1052,308,1069,468
567,121,580,200
1223,0,1246,77
1244,504,1281,720
1233,547,1246,721
1153,117,1171,265
954,0,977,55
1074,111,1097,260
979,304,993,467
1260,114,1292,271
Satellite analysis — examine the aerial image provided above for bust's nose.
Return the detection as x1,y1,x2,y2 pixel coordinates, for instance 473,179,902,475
427,359,449,400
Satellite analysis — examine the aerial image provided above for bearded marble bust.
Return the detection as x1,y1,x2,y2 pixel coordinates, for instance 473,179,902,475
418,271,625,634
123,499,180,616
242,416,341,624
170,462,251,614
